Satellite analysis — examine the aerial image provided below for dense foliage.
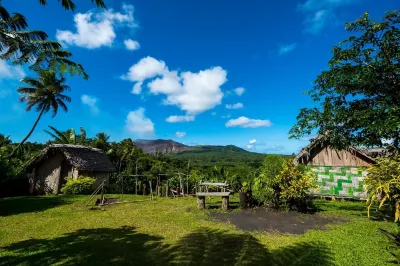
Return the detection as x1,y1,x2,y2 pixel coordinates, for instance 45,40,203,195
252,156,317,212
290,10,400,150
61,176,95,195
365,154,400,222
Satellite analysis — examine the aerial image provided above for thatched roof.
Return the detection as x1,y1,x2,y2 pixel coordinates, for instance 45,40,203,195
294,135,376,165
29,144,116,172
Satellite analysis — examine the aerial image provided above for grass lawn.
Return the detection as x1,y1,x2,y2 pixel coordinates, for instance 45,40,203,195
0,195,398,265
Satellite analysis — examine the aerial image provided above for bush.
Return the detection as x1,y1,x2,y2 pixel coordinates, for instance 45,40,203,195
252,155,284,205
364,154,400,222
61,176,95,195
277,160,317,212
252,156,317,212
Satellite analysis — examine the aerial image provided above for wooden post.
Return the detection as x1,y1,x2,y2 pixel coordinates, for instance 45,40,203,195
149,179,153,200
135,177,138,195
222,196,229,211
197,196,205,209
166,180,169,197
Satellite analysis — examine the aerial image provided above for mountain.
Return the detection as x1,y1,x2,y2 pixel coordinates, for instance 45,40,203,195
168,144,267,167
134,139,276,167
135,139,192,154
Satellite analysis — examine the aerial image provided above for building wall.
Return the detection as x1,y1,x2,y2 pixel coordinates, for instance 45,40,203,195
305,146,373,167
77,170,110,189
35,152,64,194
308,166,368,199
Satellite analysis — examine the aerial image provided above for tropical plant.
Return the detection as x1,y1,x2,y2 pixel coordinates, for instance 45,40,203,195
13,70,71,153
365,154,400,222
0,134,11,147
61,176,95,195
92,132,111,151
277,160,317,212
251,155,285,206
290,10,400,151
44,126,88,145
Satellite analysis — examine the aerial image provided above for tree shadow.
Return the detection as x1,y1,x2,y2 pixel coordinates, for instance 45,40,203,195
1,226,336,266
167,228,335,266
0,226,169,266
0,196,70,216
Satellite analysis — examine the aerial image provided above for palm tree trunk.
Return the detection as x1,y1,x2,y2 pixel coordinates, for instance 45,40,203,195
11,107,45,156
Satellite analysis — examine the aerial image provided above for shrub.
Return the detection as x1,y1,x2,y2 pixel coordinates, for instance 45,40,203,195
251,155,284,205
61,176,95,195
277,160,317,212
252,156,317,212
364,154,400,222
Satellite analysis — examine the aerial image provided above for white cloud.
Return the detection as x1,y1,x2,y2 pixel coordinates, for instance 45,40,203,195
165,115,195,123
234,87,245,96
226,116,272,128
0,60,25,79
225,103,244,109
124,56,167,83
297,0,357,34
246,144,255,150
279,43,297,55
125,108,155,137
81,94,99,114
56,4,136,49
124,57,227,115
124,39,140,51
176,131,186,138
131,81,143,94
221,114,231,119
249,139,257,144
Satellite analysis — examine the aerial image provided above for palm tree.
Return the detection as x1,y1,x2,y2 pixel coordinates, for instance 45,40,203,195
44,126,87,145
0,134,11,147
38,0,106,11
13,70,71,153
0,1,89,79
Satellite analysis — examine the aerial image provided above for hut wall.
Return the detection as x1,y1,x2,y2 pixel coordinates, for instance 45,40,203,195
307,146,373,167
78,171,110,189
308,166,368,199
36,152,64,194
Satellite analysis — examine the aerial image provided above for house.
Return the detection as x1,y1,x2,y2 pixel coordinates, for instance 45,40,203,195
294,136,376,199
28,144,116,194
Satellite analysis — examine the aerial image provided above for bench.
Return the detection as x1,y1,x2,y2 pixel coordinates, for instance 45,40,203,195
196,192,232,211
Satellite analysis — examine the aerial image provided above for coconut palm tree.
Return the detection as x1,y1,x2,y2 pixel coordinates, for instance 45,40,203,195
13,70,71,153
38,0,106,11
44,126,88,145
0,1,89,79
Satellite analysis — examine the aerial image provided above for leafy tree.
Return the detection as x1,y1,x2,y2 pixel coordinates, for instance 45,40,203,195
92,132,111,151
13,70,71,152
289,10,400,150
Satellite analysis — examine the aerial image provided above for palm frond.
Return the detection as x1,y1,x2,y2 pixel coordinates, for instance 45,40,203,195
46,126,69,143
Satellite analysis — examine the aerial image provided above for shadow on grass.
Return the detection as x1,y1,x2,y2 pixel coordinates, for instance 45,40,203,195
1,226,335,266
0,196,71,216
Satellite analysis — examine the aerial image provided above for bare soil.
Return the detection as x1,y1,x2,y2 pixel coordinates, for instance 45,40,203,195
208,207,347,234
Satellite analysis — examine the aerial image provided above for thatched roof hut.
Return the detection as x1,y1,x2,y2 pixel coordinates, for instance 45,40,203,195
294,136,376,167
29,144,116,194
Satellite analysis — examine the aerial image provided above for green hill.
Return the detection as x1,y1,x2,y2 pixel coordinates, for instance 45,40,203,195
168,145,267,167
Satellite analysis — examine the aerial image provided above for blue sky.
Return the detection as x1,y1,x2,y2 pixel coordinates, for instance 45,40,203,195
0,0,398,154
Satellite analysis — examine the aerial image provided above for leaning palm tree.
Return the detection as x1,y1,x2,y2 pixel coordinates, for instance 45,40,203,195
13,70,71,153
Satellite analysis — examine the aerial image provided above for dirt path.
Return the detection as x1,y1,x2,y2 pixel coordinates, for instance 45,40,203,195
209,208,346,234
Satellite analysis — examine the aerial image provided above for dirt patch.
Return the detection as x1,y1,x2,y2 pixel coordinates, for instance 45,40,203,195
209,207,347,234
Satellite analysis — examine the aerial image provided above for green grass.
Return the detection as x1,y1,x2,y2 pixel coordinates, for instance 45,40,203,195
0,195,397,265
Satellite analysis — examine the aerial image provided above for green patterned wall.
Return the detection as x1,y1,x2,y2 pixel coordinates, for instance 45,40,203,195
307,166,368,199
